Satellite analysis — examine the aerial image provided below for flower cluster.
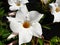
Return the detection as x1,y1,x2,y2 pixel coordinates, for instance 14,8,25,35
7,0,44,45
6,0,60,45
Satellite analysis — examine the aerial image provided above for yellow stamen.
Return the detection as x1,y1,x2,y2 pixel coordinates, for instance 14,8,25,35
23,21,30,28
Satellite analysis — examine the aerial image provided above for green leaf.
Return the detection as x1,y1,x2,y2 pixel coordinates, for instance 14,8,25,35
0,41,5,45
0,8,5,16
42,25,51,30
50,36,60,43
38,38,43,45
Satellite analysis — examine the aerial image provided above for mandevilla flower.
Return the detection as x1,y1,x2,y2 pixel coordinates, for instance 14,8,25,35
8,0,29,10
7,11,43,45
49,3,60,22
56,0,60,6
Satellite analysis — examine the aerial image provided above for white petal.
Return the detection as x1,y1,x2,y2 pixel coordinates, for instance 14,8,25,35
7,33,17,39
7,17,21,22
10,20,33,44
55,3,59,7
8,0,15,5
29,11,44,22
49,3,56,11
15,10,27,21
19,30,32,45
10,21,21,33
8,12,16,16
56,0,60,6
9,5,20,11
53,12,60,22
31,22,42,38
10,19,33,32
20,0,29,4
7,17,17,22
20,5,29,15
9,17,33,45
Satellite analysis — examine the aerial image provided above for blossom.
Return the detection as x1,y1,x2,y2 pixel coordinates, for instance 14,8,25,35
7,33,18,39
8,12,16,16
7,11,43,45
56,0,60,6
49,3,60,22
8,0,29,10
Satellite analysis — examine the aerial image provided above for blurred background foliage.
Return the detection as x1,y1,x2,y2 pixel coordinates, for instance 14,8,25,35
0,0,60,45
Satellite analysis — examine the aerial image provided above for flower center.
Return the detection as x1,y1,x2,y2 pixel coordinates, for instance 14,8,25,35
16,2,20,6
55,7,60,12
23,21,30,28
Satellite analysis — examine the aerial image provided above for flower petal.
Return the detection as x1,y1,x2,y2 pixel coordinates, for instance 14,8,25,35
53,12,60,22
19,30,32,45
6,17,16,22
31,22,42,38
9,5,20,11
56,0,60,6
20,0,29,4
7,17,21,22
7,33,17,39
8,0,15,5
10,21,21,33
8,12,16,16
29,11,44,22
15,10,27,21
49,3,57,11
20,5,29,15
10,20,33,44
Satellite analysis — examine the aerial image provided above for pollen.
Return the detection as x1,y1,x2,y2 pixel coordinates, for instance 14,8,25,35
23,21,30,28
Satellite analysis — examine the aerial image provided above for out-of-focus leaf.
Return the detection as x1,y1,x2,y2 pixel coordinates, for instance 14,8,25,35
42,25,51,30
0,8,5,16
50,36,59,43
38,38,43,45
0,2,2,6
0,41,5,45
0,28,10,38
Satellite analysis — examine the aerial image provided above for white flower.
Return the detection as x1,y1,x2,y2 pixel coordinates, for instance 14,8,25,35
7,11,43,45
56,0,60,6
49,3,60,22
8,0,29,10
